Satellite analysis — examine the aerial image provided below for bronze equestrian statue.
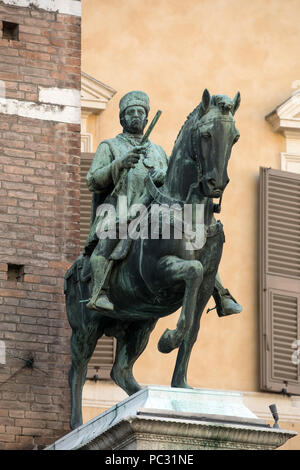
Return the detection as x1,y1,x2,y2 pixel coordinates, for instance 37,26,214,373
65,89,242,429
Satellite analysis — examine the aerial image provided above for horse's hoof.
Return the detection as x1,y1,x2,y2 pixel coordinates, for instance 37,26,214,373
158,328,180,354
70,419,82,430
171,381,194,390
110,367,142,396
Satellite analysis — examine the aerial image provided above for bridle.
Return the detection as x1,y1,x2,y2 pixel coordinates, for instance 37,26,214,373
189,113,236,213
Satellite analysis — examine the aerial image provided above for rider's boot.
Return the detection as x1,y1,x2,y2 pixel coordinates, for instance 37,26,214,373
86,253,114,312
212,272,242,317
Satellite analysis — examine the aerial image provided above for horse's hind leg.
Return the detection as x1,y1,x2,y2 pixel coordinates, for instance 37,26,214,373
69,324,103,429
110,319,157,396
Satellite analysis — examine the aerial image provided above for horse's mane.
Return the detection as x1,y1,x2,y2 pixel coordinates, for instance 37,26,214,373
173,95,222,148
173,103,201,147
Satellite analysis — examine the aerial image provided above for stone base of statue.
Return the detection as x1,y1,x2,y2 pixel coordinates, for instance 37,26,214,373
46,386,296,450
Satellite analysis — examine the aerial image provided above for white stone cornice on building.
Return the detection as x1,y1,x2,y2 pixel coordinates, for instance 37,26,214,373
81,72,117,113
1,0,81,16
266,91,300,134
80,72,116,152
0,96,80,124
266,90,300,173
39,87,81,107
0,86,81,124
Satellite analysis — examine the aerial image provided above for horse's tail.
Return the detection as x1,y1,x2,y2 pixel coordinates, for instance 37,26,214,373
64,254,92,331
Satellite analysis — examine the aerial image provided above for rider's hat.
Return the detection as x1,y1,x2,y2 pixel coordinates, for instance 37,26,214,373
119,91,150,115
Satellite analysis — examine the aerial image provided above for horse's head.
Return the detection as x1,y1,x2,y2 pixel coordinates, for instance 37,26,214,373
164,90,241,203
194,89,241,198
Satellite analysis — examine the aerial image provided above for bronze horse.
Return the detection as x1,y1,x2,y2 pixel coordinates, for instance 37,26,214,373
65,89,241,429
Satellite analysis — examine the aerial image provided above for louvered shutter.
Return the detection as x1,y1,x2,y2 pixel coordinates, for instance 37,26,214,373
87,335,116,379
80,152,116,380
260,167,300,395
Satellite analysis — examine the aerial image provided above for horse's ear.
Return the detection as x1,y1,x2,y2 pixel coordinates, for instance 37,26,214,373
232,91,241,115
201,89,211,114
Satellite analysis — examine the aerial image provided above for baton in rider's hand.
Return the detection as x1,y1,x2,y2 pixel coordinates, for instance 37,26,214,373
111,110,162,197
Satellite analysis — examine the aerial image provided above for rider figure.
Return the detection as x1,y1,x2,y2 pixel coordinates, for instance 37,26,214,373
85,91,168,311
85,90,242,317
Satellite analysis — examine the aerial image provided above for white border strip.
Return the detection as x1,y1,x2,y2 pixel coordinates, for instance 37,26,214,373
1,0,81,17
39,87,81,107
0,97,80,124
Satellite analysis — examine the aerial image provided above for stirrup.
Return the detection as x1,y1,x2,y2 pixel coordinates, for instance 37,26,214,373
220,294,242,316
213,288,242,317
86,293,114,312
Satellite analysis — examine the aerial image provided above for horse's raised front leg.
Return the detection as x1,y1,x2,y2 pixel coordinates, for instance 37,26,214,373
157,255,203,354
110,318,157,396
171,275,215,389
69,324,102,429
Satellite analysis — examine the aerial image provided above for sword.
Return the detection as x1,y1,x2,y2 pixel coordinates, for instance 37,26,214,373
111,110,162,197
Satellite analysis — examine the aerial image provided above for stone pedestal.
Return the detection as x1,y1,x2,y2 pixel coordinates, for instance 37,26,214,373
46,386,297,450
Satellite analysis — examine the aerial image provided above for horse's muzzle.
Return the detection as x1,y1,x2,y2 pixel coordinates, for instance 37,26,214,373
202,174,229,198
211,188,223,198
201,179,223,198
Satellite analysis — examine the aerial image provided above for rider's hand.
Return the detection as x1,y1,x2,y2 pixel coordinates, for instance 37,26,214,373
119,146,146,170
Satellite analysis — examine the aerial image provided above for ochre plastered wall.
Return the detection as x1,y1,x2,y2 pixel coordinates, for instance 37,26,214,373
82,0,299,393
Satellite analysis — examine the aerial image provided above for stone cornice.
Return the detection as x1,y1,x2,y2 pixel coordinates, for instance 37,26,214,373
82,415,296,450
266,91,300,134
1,0,81,16
81,72,117,114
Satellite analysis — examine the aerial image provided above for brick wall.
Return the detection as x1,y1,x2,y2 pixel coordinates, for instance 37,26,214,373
0,1,81,449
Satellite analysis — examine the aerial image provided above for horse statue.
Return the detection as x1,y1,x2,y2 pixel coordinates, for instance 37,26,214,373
65,89,241,429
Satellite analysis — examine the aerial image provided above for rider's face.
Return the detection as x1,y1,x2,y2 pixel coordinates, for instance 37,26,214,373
122,106,148,134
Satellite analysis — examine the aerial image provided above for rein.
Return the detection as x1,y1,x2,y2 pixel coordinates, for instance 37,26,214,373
191,123,223,213
145,173,186,208
145,120,222,213
144,173,223,239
